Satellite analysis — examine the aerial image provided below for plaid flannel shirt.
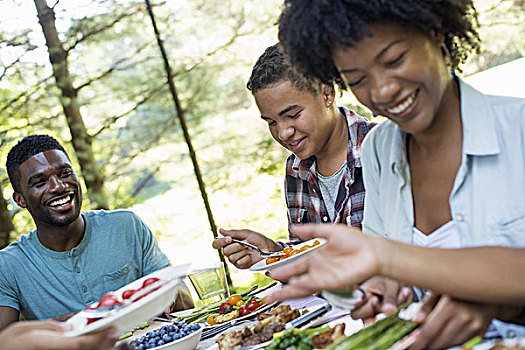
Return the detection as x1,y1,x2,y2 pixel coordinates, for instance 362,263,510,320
284,106,375,241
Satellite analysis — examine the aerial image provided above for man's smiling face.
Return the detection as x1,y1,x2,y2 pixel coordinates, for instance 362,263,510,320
14,149,82,228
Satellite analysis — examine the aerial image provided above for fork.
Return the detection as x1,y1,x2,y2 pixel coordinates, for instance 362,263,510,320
231,239,286,258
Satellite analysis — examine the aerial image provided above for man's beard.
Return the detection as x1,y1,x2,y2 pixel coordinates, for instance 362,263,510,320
30,192,82,227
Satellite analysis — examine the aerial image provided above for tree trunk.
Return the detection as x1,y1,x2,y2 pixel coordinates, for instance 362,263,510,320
33,0,109,210
0,186,14,249
144,0,233,287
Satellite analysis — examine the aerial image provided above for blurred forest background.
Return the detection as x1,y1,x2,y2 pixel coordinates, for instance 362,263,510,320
1,0,524,288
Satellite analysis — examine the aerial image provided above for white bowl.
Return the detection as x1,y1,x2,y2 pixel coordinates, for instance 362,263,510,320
147,326,203,350
65,265,190,337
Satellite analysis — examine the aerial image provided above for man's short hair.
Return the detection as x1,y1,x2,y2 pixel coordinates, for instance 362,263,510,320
6,135,69,193
246,43,330,95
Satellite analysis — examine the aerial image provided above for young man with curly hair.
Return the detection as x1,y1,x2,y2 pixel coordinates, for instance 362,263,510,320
0,135,193,330
268,0,525,348
212,44,376,269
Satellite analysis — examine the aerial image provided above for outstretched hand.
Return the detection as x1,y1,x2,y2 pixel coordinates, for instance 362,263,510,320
212,228,282,269
264,223,381,303
0,320,117,350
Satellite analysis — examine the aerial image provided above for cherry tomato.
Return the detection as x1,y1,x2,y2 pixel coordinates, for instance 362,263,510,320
219,302,233,314
206,314,219,325
227,294,243,306
266,257,279,264
246,300,260,311
121,289,135,300
239,305,250,316
97,293,121,308
283,247,294,256
141,277,160,288
236,300,245,307
87,317,102,325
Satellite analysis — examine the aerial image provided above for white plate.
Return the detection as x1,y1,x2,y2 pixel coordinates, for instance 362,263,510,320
203,301,279,328
65,265,190,337
250,238,327,272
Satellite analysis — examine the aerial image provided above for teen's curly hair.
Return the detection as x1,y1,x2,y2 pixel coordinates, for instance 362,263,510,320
247,43,330,94
278,0,480,90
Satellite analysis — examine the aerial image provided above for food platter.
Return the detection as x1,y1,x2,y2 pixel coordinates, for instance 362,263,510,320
171,283,280,331
250,238,327,272
216,303,333,350
65,265,189,337
203,301,279,328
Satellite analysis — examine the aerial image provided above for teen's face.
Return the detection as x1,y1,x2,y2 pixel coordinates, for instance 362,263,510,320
254,81,335,159
332,23,450,134
14,149,82,228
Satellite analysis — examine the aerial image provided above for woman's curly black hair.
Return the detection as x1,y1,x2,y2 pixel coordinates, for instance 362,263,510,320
278,0,481,91
247,43,330,94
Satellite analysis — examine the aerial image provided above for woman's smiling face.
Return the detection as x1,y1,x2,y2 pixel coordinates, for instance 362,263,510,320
332,23,451,135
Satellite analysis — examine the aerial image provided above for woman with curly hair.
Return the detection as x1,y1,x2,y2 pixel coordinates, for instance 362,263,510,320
266,0,525,348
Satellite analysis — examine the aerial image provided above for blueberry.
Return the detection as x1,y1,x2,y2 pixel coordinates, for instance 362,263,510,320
173,333,182,340
162,335,171,342
168,325,175,332
146,332,154,337
137,345,145,350
157,340,165,346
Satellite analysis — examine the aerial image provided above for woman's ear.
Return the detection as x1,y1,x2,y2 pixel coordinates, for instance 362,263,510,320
13,192,27,209
430,29,445,46
321,84,336,107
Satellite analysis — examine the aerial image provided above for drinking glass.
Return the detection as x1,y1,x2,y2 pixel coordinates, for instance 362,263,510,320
188,262,230,305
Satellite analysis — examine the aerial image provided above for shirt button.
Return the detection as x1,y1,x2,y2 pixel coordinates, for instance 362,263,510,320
82,286,88,293
323,216,328,222
75,267,80,273
456,213,464,221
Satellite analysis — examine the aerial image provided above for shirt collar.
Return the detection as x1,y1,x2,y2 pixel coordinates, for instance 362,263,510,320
458,78,500,155
290,106,362,182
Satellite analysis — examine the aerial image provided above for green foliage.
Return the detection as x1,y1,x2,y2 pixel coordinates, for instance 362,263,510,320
1,0,522,288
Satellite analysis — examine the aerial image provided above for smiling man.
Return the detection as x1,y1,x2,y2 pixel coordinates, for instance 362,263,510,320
0,135,192,330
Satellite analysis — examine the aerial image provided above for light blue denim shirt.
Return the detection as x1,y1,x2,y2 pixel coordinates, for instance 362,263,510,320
361,78,525,337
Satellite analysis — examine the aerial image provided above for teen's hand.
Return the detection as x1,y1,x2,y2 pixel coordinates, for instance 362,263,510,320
351,276,413,319
212,228,282,269
0,320,117,350
264,224,383,303
409,292,496,349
